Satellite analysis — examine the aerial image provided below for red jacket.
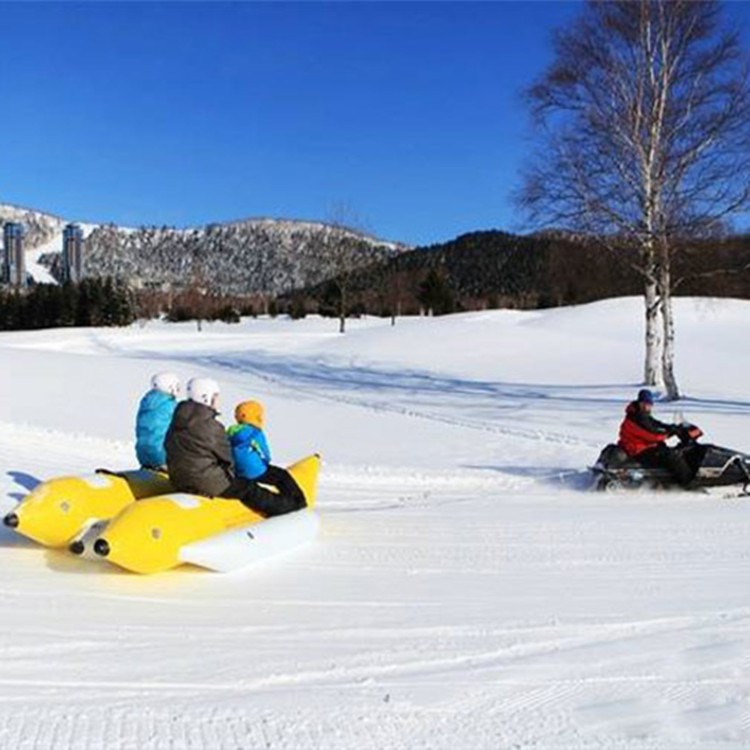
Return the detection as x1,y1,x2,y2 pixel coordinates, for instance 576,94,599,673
618,402,672,457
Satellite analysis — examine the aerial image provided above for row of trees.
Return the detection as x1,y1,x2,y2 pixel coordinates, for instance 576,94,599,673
285,267,457,321
0,279,135,330
288,225,750,322
521,0,750,399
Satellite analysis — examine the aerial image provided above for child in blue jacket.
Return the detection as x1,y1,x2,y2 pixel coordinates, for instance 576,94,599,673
228,400,305,507
135,372,181,471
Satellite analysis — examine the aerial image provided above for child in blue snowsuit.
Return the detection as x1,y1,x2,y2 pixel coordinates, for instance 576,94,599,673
228,400,305,508
135,372,181,471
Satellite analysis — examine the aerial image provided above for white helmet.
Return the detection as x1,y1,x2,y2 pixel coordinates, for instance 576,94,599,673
187,377,220,406
151,372,181,397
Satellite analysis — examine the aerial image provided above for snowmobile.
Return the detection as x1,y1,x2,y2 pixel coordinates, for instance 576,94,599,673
592,425,750,494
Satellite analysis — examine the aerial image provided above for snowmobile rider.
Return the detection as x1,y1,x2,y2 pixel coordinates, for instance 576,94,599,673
164,378,306,517
617,389,693,486
228,400,305,509
135,372,181,471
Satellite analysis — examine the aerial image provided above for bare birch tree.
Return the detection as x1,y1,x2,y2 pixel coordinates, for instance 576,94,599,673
520,0,750,399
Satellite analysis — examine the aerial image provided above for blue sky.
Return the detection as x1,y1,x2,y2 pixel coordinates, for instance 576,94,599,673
1,2,749,245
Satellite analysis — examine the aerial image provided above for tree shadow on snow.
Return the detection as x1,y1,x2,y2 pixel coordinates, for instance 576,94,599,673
106,339,750,420
123,345,638,407
5,471,41,503
0,471,42,547
7,471,41,493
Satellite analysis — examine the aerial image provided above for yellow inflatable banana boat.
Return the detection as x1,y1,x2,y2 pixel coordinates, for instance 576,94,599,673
3,469,173,548
93,454,320,574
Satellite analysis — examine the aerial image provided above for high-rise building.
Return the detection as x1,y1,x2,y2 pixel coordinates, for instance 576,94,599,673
62,224,84,283
2,222,26,288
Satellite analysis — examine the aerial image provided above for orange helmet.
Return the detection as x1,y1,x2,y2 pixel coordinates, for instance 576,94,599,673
234,400,264,428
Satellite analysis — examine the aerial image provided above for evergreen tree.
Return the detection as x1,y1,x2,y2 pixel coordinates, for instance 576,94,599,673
60,282,78,326
0,278,134,331
75,281,93,327
289,295,308,320
418,268,455,315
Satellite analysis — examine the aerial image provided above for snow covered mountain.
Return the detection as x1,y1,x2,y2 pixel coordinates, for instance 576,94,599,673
82,218,405,295
0,203,406,294
0,205,66,284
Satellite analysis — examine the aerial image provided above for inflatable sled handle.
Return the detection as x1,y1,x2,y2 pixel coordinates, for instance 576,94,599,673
95,468,131,479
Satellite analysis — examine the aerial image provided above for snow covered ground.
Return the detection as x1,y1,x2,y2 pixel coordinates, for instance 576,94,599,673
1,297,749,749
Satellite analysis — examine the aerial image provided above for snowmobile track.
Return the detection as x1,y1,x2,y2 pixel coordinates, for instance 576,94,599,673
197,353,599,449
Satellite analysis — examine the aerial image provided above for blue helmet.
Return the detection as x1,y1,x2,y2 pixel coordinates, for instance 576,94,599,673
637,388,655,405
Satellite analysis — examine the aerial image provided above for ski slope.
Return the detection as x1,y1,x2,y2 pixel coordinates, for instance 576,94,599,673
23,223,98,285
1,297,749,749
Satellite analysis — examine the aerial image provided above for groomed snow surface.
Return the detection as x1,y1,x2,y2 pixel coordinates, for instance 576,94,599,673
1,297,749,749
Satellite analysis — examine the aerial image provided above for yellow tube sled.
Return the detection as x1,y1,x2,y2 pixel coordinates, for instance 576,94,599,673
94,454,320,575
3,469,173,549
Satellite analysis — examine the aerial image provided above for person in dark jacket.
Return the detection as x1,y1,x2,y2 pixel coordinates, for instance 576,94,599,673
617,389,693,486
165,378,305,517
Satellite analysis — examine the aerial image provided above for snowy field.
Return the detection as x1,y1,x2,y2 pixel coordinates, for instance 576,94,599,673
1,297,749,749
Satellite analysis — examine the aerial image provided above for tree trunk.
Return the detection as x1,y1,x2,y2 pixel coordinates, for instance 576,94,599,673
642,185,664,387
643,272,663,388
339,282,346,334
661,294,679,400
658,246,680,400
